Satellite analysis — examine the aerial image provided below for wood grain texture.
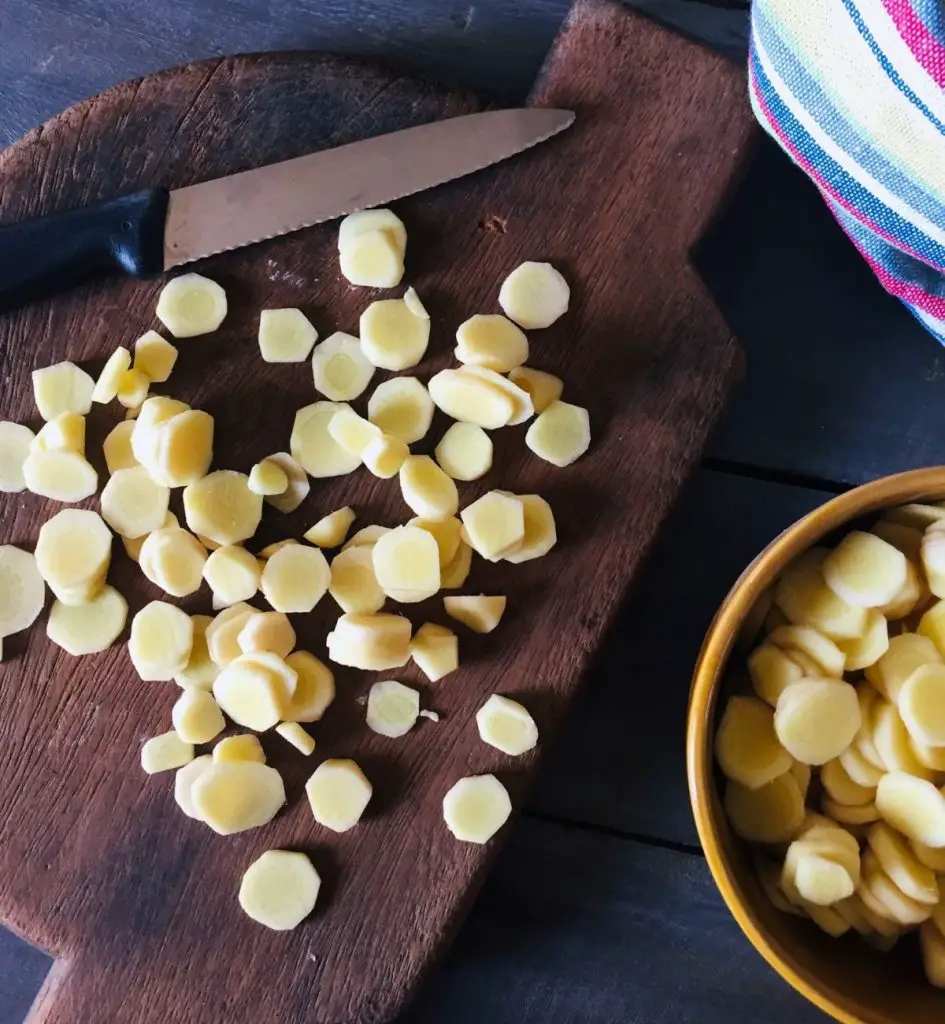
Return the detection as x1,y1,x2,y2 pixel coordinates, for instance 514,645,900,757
0,3,753,1021
530,468,831,845
703,140,942,487
404,818,826,1024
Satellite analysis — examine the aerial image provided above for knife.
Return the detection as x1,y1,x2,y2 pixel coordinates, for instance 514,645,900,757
0,108,573,313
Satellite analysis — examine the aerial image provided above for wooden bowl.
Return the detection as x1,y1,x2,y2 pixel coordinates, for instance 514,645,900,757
687,466,945,1024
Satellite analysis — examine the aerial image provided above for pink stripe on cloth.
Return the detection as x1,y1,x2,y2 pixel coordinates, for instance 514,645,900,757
845,227,945,318
750,61,945,272
881,0,945,87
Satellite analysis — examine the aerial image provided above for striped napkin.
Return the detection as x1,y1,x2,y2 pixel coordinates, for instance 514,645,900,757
749,0,945,341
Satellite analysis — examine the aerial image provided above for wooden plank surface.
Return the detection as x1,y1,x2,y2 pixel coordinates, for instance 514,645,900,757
0,4,755,1023
403,818,825,1023
704,140,943,486
531,468,832,845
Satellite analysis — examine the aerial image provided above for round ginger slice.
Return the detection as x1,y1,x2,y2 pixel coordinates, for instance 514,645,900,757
183,470,262,546
476,694,538,756
248,459,288,497
525,400,590,467
174,755,213,819
131,397,190,466
372,525,440,603
291,402,361,478
366,680,420,738
36,509,111,604
32,361,95,421
768,624,845,677
238,611,296,659
239,849,321,931
92,346,132,404
498,261,569,329
0,421,35,492
508,366,563,414
338,208,406,255
441,541,473,590
175,615,219,690
428,369,515,429
101,466,170,539
821,757,875,807
919,600,945,657
284,651,335,723
461,491,524,561
133,331,178,383
191,761,286,836
503,494,557,563
258,308,318,363
327,407,382,458
306,758,372,832
866,632,941,702
773,550,868,640
747,644,805,707
367,376,434,443
899,662,945,747
913,841,945,872
339,228,404,288
399,456,458,521
359,292,430,370
862,853,932,925
139,527,208,598
259,452,309,515
724,772,805,844
774,679,861,765
461,365,533,426
31,412,86,457
0,546,46,637
214,734,266,764
455,314,528,373
714,695,792,790
326,612,411,670
46,585,127,656
435,422,493,482
141,731,194,774
443,774,512,844
206,603,257,667
867,822,938,905
202,545,260,605
152,410,214,487
23,449,97,503
783,842,855,906
116,368,149,409
103,421,138,474
212,654,296,731
261,544,330,613
362,435,409,479
128,601,194,681
172,688,225,744
837,609,889,672
329,546,385,614
876,772,945,847
823,531,907,608
409,516,462,567
156,273,227,337
343,525,391,551
410,622,458,682
311,331,374,401
921,921,945,988
444,595,506,634
873,700,933,777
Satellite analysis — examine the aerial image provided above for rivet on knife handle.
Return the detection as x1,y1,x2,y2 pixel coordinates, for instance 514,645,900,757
0,188,169,313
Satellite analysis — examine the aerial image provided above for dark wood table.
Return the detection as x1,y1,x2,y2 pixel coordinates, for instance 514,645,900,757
1,2,940,1021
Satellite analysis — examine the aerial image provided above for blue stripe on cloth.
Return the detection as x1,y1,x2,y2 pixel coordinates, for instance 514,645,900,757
750,46,945,271
753,3,945,226
839,0,945,133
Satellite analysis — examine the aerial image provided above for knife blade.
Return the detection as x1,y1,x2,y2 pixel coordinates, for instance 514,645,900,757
0,108,573,314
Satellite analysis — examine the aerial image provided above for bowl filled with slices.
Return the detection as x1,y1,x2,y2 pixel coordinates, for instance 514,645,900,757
688,466,945,1024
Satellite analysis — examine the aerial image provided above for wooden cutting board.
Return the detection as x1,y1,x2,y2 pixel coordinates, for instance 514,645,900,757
0,2,754,1021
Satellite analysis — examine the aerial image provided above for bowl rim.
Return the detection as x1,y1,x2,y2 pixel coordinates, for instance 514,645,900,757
686,466,945,1024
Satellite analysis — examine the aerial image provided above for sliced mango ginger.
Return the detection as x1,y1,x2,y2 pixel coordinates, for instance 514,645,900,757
141,731,194,774
213,733,266,764
0,421,35,492
305,506,356,548
35,509,111,605
443,774,512,844
367,376,434,443
133,331,178,383
508,366,563,414
306,758,372,832
311,331,374,401
714,695,793,790
275,721,316,755
202,545,260,605
461,491,524,561
427,368,514,429
327,612,411,670
366,679,420,737
283,650,335,723
0,545,46,637
262,452,310,514
261,544,330,613
372,525,440,603
102,465,170,538
362,434,409,478
32,361,95,421
339,229,404,288
183,470,262,546
239,849,321,930
248,458,288,497
191,761,286,835
46,585,127,656
23,449,97,503
410,622,458,682
444,595,506,634
339,208,407,255
139,527,208,597
329,546,385,614
291,401,362,478
31,411,85,455
435,422,493,482
156,273,227,338
171,687,226,744
128,601,194,681
455,314,528,373
498,261,569,329
258,308,317,363
525,400,591,467
476,694,538,756
400,455,459,521
359,291,430,370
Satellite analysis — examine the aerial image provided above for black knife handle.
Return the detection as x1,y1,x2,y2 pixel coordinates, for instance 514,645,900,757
0,188,169,314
